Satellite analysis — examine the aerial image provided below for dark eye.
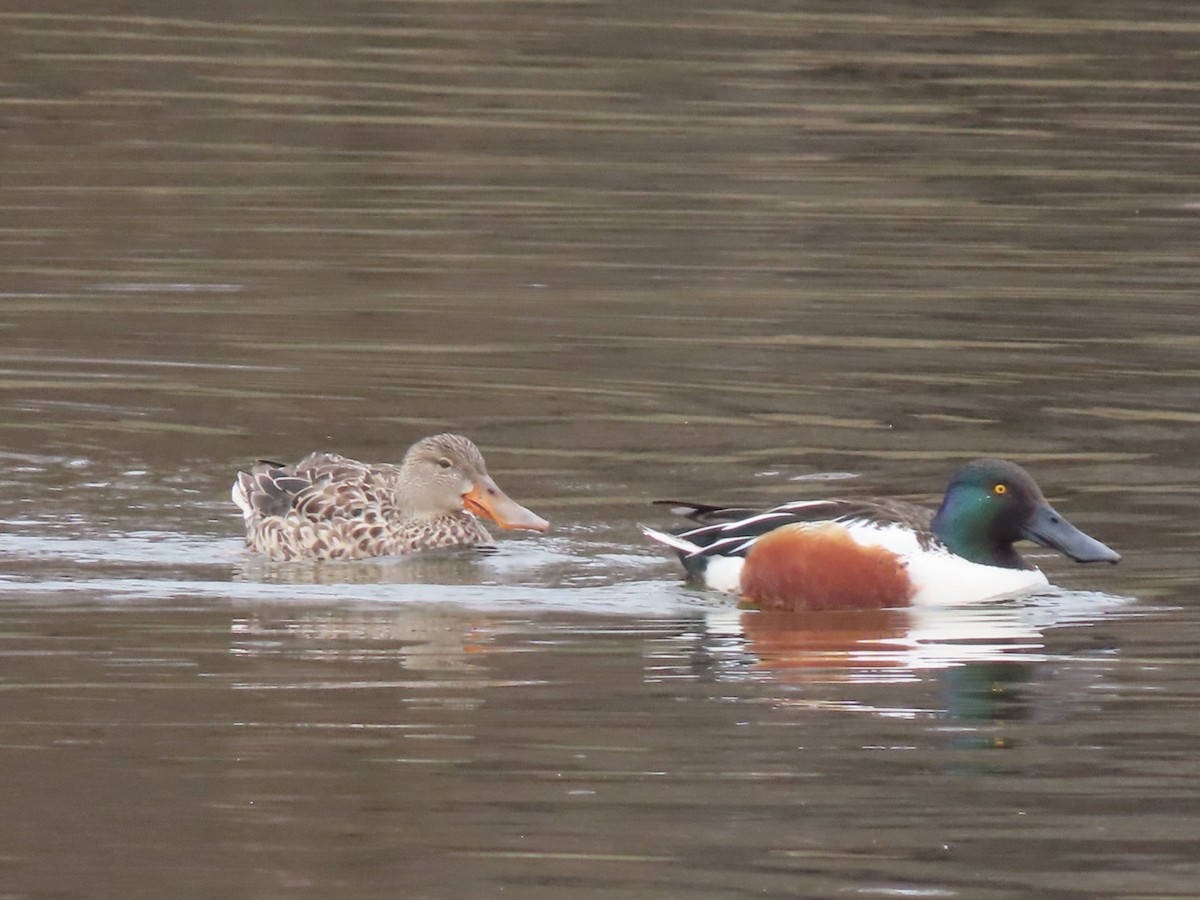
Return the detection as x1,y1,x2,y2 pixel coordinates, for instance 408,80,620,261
437,458,453,470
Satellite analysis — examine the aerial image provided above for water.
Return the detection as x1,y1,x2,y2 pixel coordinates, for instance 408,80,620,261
1,1,1199,897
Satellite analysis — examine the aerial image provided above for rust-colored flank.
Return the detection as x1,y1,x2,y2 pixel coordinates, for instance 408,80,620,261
739,523,916,612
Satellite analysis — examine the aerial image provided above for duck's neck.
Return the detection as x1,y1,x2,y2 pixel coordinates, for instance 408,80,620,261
931,500,1029,570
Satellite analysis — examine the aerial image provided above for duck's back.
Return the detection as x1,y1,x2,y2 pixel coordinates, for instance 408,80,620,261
662,496,939,555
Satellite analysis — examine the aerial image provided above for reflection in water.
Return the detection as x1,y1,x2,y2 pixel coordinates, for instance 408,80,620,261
226,584,1135,719
659,591,1133,681
939,662,1039,727
233,606,502,674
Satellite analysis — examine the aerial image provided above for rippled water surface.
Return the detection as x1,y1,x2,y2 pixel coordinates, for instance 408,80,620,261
1,1,1199,897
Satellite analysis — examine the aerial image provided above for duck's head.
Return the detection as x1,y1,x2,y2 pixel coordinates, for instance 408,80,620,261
931,458,1119,569
400,433,550,532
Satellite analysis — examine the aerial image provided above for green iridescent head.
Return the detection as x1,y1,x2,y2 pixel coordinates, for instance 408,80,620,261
930,459,1119,569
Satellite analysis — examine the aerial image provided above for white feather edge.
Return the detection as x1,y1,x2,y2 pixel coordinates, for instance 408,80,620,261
231,478,252,521
639,525,701,556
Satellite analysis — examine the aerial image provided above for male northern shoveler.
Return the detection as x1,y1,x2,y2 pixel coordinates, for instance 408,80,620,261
232,433,549,561
642,459,1119,610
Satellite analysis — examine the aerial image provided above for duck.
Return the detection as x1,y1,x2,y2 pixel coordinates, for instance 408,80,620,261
232,433,549,561
642,458,1119,610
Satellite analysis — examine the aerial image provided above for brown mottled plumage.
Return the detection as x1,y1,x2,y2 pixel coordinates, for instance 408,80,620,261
232,433,549,561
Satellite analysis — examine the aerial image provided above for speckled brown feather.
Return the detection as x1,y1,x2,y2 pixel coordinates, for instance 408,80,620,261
233,450,494,561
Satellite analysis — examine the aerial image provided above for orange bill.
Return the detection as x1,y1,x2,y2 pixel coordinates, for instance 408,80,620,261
462,478,550,532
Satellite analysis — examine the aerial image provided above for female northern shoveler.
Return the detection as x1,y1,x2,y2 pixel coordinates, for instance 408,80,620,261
232,433,549,561
642,459,1119,610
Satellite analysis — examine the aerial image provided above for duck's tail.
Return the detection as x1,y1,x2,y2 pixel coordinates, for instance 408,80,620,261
641,524,744,593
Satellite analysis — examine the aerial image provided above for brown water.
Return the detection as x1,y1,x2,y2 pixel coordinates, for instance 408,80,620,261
2,2,1199,898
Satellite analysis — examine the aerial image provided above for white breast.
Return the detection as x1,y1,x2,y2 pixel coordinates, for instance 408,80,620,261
904,551,1048,605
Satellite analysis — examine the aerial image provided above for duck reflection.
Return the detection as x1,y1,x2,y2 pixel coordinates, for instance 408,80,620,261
687,591,1128,681
231,606,500,674
227,585,1129,708
665,591,1131,744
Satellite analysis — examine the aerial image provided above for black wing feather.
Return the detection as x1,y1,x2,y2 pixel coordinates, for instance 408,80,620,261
653,496,936,559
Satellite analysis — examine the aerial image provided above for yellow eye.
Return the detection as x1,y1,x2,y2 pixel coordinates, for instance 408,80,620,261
993,483,1007,495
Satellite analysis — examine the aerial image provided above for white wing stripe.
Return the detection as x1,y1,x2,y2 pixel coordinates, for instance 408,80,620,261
774,499,837,513
718,511,795,531
640,525,702,555
702,535,757,555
